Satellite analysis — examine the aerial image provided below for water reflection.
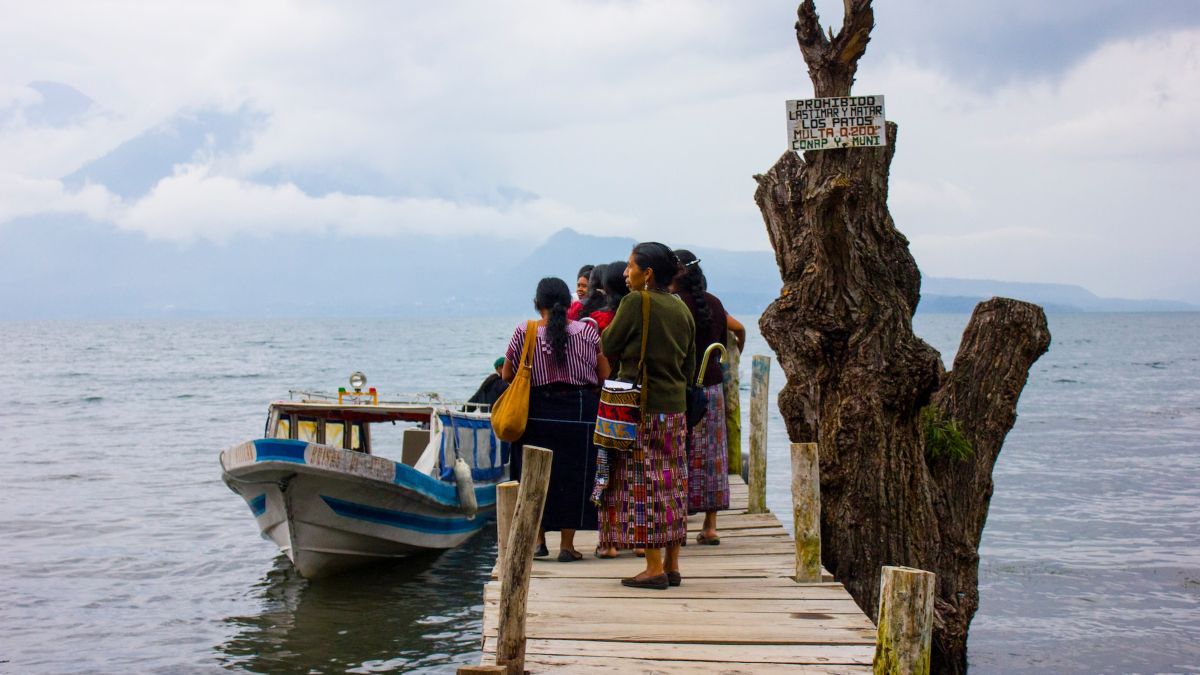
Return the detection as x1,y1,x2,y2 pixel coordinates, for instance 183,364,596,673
217,529,496,674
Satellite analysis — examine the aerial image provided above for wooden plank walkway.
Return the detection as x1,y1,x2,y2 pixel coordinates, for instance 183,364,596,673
476,477,877,673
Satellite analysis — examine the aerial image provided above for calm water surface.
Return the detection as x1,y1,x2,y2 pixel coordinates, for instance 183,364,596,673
0,313,1197,673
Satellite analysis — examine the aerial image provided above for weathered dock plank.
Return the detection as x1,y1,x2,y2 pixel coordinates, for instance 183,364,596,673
472,475,876,673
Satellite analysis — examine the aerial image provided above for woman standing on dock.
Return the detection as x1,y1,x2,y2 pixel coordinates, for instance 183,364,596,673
570,263,607,322
504,277,609,561
671,249,746,545
587,261,630,333
599,242,695,589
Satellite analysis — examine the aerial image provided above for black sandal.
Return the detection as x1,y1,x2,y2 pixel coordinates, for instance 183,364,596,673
620,573,669,590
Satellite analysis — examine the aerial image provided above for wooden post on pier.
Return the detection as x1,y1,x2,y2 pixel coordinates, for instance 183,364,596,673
748,355,770,514
790,442,821,582
495,445,553,675
493,481,519,565
873,566,936,675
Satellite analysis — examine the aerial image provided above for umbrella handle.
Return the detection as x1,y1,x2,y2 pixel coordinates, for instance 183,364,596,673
696,342,729,385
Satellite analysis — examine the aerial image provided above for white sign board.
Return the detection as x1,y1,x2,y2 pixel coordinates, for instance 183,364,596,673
787,95,887,152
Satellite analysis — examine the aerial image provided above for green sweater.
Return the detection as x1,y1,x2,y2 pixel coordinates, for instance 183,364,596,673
601,291,696,413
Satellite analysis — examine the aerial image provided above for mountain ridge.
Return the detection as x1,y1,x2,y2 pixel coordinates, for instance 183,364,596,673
0,223,1193,319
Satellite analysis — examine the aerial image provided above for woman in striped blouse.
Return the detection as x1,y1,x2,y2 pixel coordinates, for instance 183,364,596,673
503,277,610,561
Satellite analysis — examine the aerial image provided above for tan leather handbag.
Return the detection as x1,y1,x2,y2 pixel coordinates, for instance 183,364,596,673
490,320,538,442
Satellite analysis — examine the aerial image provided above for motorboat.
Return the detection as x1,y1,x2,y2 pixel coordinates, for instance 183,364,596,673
219,372,506,578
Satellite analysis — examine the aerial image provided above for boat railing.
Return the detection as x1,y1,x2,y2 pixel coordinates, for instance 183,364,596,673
285,389,491,413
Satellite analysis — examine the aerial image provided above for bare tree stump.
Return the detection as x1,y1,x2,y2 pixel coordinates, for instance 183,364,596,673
754,2,1051,672
495,446,552,674
873,566,936,675
748,355,771,514
790,442,821,582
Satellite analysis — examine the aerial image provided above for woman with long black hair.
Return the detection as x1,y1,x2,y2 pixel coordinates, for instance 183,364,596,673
585,261,630,333
671,249,746,545
571,263,608,322
597,243,695,589
503,277,610,560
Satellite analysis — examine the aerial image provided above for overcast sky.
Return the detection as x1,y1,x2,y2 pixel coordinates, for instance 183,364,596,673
2,1,1198,302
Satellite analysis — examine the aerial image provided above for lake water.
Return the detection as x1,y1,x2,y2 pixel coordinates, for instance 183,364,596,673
0,313,1197,673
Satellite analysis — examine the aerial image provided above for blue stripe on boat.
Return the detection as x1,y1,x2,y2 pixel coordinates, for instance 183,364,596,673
394,462,497,509
253,439,308,463
249,438,497,510
320,496,483,534
248,493,267,517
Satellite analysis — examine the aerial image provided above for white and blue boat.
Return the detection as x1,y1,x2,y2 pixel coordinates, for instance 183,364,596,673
219,374,507,579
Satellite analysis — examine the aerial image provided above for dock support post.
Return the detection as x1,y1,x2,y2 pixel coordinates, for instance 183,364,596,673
494,481,519,567
790,442,821,582
748,354,770,514
872,566,936,675
495,445,553,675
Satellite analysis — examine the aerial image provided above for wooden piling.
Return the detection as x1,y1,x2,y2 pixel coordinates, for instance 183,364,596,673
495,445,553,675
748,354,770,514
790,442,821,582
494,480,519,565
872,566,935,675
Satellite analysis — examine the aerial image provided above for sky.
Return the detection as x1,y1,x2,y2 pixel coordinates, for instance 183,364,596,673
2,0,1199,303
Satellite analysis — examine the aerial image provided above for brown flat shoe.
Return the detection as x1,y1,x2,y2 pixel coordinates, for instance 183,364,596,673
696,533,720,545
666,571,681,587
621,573,669,590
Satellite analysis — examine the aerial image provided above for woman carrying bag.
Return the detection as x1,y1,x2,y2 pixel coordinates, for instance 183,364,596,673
671,249,747,546
596,242,695,589
503,277,609,561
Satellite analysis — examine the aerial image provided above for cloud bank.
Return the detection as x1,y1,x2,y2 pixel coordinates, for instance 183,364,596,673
0,1,1197,301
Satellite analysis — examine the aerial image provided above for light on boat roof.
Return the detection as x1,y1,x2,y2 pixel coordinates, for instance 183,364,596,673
349,371,367,390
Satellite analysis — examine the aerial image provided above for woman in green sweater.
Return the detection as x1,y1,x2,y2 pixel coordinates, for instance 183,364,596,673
598,242,696,590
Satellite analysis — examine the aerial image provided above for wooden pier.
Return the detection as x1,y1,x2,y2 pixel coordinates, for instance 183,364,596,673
468,356,936,674
474,477,878,673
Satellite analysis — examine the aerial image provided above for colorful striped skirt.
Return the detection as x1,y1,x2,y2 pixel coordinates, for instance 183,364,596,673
598,412,689,550
687,383,730,514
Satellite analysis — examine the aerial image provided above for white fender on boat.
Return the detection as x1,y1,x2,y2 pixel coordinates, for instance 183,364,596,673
453,458,477,519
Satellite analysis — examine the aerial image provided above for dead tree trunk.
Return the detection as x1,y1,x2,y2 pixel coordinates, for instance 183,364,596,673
754,2,1051,672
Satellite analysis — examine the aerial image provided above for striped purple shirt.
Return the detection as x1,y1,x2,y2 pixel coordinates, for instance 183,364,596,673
505,320,601,387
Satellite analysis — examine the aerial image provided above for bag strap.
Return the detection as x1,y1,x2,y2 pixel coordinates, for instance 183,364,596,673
519,320,538,372
637,290,650,411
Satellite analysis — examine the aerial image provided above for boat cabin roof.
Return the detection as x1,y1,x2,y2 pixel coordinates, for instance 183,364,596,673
268,400,435,424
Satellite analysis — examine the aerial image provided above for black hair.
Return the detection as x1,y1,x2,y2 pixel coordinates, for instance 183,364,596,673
630,242,680,292
673,249,712,335
576,264,595,281
601,260,629,311
534,277,572,365
579,264,608,319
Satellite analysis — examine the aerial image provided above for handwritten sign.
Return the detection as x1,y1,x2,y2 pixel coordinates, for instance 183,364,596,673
787,95,887,152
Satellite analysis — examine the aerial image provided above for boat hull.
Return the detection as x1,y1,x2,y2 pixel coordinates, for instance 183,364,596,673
220,439,496,578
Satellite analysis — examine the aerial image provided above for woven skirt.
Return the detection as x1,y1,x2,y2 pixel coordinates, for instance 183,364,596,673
510,385,600,532
598,412,689,549
687,383,730,514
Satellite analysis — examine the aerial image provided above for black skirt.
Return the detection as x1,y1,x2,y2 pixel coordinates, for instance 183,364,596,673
510,384,600,531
